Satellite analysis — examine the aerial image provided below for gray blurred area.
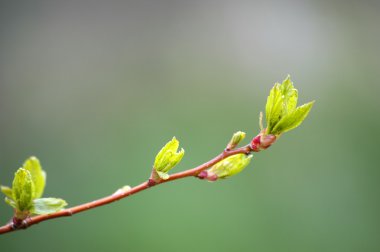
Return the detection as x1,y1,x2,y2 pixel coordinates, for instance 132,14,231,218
0,0,380,251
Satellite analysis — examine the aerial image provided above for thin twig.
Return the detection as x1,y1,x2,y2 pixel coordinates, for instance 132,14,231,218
0,144,252,235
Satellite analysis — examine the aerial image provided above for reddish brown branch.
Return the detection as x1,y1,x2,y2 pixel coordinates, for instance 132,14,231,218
0,144,252,235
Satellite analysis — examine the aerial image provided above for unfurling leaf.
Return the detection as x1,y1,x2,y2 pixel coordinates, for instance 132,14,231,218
153,137,185,180
271,101,314,135
12,168,35,212
2,156,68,218
265,75,314,136
31,198,67,215
22,156,46,199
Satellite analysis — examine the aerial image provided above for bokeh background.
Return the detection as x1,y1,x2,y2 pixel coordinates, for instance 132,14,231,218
0,0,379,251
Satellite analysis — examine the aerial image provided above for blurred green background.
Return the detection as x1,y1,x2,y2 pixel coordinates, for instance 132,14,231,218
0,0,379,251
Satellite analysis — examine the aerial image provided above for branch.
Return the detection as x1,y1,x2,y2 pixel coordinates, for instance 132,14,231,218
0,144,252,235
0,75,314,236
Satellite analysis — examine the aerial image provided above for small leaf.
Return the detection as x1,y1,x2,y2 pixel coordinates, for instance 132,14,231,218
266,83,283,134
5,197,17,209
12,168,35,211
1,185,13,199
31,198,68,215
272,101,315,135
23,156,46,199
280,76,298,114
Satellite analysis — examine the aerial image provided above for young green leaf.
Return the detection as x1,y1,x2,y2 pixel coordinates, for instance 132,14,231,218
266,83,283,133
31,198,68,215
22,156,46,199
271,101,315,135
1,185,13,199
12,168,35,212
280,76,298,114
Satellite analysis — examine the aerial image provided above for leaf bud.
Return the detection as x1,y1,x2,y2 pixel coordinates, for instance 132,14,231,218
226,131,246,150
199,154,252,181
153,137,185,181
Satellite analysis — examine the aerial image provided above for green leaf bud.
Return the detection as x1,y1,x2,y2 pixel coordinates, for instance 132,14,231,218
227,131,246,150
153,137,185,180
2,156,68,218
200,154,253,181
12,168,35,212
265,75,313,136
